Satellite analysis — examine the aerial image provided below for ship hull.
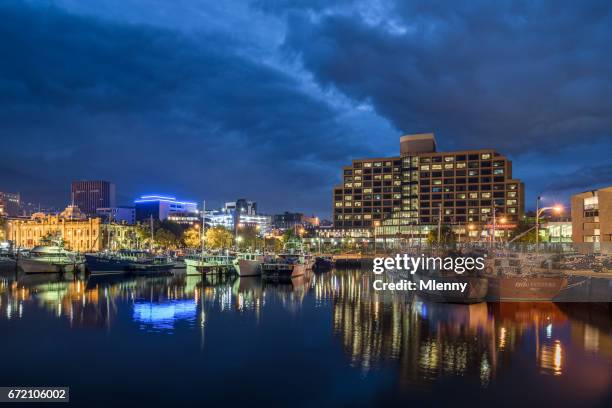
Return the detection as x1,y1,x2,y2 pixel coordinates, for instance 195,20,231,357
127,262,174,275
262,263,305,280
84,254,130,274
487,276,568,301
18,258,77,274
235,258,262,277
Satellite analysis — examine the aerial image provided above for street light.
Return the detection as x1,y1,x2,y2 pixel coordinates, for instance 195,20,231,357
535,196,563,253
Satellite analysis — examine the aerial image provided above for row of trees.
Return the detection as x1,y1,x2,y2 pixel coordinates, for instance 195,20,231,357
136,221,288,251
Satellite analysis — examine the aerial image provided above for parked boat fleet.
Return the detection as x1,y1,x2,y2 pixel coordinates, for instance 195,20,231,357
0,243,333,280
0,243,588,303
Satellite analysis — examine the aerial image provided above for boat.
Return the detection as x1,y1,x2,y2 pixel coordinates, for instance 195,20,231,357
17,245,84,274
232,252,268,277
184,253,234,273
262,253,307,280
313,256,334,272
484,252,568,301
127,255,174,275
86,250,174,275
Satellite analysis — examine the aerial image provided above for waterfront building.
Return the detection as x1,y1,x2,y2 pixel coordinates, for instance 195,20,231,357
134,195,198,222
333,133,525,241
71,180,116,216
96,207,136,225
206,199,271,234
571,186,612,254
540,221,572,243
6,205,138,252
273,212,320,230
225,199,257,215
0,191,20,217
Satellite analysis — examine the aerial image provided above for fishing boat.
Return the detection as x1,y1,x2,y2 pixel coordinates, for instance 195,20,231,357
232,252,267,277
184,253,234,273
484,252,568,301
127,255,174,275
85,250,170,275
313,256,334,272
261,238,315,280
17,245,84,274
262,253,307,280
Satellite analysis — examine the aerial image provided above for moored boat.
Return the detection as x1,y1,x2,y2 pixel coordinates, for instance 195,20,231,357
17,245,83,274
232,252,267,277
262,254,306,280
127,255,174,275
484,252,568,301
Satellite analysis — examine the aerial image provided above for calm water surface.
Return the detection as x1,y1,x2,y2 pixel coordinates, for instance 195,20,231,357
0,269,611,407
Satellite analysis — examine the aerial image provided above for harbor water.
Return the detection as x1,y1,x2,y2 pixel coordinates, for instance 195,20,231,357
0,269,610,407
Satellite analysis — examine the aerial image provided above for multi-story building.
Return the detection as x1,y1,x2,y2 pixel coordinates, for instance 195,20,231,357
6,205,139,252
0,192,21,217
273,212,320,230
71,180,116,216
134,195,198,222
206,199,271,234
96,207,136,225
571,186,612,254
333,133,525,241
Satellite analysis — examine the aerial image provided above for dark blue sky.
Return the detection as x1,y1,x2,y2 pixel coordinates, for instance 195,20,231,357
1,0,611,218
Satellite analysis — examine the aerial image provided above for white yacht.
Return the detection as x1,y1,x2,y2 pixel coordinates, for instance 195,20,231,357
17,245,83,274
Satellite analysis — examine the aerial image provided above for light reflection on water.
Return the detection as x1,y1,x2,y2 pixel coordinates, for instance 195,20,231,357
0,269,611,405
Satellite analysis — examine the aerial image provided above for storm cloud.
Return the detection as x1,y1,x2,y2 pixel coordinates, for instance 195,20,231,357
0,0,610,216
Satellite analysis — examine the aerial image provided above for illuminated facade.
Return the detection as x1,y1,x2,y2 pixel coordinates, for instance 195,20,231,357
134,195,198,222
333,133,525,239
6,205,138,252
571,186,612,254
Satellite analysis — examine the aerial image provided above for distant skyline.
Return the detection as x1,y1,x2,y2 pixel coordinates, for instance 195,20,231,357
1,0,611,218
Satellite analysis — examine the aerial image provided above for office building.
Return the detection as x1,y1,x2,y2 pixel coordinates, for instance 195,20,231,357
571,186,612,254
333,133,524,240
273,212,320,230
96,207,136,225
134,195,198,222
71,181,116,216
206,199,270,233
0,191,20,217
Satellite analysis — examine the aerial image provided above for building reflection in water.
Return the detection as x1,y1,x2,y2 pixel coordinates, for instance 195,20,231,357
313,269,612,390
1,268,611,392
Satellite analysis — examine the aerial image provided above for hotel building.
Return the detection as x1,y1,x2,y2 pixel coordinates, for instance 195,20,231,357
332,133,524,240
571,186,612,254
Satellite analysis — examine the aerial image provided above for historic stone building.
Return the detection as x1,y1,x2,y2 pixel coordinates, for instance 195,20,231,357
6,205,138,252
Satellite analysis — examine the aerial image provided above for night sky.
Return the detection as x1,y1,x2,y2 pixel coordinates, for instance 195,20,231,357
1,0,611,218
